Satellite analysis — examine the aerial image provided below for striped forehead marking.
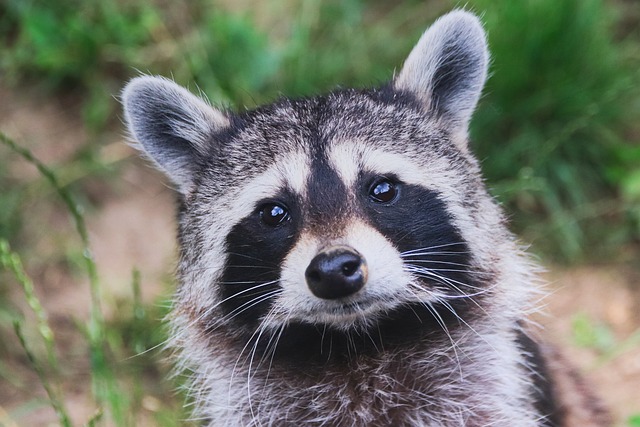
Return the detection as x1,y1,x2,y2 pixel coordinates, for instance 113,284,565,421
274,149,311,195
327,142,426,188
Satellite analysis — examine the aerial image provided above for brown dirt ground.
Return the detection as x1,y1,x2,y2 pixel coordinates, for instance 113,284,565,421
1,85,638,426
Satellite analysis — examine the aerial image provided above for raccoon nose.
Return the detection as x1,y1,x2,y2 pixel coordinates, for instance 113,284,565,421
305,246,367,300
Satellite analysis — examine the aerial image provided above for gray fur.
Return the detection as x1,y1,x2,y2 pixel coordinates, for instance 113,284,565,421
122,10,608,427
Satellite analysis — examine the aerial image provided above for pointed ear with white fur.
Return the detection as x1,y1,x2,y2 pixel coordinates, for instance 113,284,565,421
122,76,229,194
395,10,489,134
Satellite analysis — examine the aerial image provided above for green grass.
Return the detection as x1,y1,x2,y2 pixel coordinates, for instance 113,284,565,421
1,240,71,427
629,413,640,427
0,0,639,424
0,133,188,425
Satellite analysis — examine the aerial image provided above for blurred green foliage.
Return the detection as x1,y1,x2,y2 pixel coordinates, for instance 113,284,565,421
1,0,161,129
470,0,640,261
572,312,617,353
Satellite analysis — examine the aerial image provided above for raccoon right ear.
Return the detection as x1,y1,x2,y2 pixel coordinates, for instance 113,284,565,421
395,10,489,139
122,76,229,194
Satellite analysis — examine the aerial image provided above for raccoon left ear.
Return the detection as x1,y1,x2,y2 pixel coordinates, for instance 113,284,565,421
395,10,489,138
122,76,229,194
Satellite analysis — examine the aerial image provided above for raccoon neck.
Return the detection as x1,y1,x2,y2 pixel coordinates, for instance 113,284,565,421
194,308,534,426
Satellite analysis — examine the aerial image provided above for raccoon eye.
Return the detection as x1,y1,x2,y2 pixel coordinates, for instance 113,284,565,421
369,179,399,204
259,203,290,227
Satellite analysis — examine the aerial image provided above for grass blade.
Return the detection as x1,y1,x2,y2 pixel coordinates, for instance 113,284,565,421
12,319,72,427
0,131,129,424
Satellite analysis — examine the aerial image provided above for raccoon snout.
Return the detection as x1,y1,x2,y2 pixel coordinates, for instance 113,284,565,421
305,246,368,300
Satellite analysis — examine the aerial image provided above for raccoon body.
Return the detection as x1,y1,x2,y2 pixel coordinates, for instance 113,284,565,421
122,11,609,426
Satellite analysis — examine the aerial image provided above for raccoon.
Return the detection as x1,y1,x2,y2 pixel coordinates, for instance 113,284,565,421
122,10,609,427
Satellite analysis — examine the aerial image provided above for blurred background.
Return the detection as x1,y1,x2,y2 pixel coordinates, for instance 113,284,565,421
0,0,638,425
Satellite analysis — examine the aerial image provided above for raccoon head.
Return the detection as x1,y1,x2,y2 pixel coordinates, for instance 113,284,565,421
123,11,520,356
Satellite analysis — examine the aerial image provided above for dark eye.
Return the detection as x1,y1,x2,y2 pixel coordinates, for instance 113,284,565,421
259,203,290,227
369,179,399,204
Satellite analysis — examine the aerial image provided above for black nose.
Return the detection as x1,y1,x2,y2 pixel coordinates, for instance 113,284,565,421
305,246,367,300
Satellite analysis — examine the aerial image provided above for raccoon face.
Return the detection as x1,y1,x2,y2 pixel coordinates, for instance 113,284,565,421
123,11,495,343
213,131,476,332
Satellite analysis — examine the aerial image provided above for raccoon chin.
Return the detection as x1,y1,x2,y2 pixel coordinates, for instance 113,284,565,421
276,292,408,332
309,300,388,326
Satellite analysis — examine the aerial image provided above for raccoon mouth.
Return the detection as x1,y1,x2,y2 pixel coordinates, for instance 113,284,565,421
313,297,389,320
338,302,366,313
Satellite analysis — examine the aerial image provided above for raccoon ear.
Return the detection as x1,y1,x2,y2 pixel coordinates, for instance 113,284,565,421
122,76,229,194
395,10,489,135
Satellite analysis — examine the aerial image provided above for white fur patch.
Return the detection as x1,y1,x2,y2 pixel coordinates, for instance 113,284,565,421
327,143,423,187
327,140,461,193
